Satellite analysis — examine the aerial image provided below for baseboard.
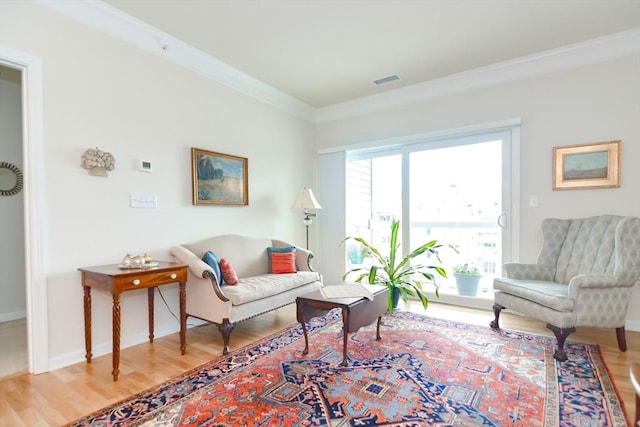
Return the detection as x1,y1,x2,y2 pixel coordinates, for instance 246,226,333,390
0,310,26,322
48,319,206,372
626,319,640,332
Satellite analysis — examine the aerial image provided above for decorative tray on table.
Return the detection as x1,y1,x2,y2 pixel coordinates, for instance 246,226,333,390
118,253,158,269
118,262,159,269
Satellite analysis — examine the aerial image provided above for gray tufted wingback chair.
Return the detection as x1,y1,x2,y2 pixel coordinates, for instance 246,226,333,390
491,215,640,361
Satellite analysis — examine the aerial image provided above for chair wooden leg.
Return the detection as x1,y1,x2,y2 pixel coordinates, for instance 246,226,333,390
489,304,503,329
616,326,627,352
547,324,576,362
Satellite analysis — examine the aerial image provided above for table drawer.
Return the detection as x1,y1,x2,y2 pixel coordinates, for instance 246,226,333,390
115,268,186,292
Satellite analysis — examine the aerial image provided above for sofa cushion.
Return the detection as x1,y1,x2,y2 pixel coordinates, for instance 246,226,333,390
220,258,239,285
222,271,321,305
493,278,574,312
270,253,297,274
267,246,297,273
201,251,222,284
182,235,273,278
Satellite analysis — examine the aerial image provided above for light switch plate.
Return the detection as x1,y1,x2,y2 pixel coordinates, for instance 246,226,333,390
130,193,157,208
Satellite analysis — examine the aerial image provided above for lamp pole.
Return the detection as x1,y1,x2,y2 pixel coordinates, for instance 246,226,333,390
303,210,316,249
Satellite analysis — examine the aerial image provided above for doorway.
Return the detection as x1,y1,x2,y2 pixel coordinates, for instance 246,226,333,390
0,46,48,374
0,64,28,378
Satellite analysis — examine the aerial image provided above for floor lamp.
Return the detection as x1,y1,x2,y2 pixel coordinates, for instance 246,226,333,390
292,187,322,249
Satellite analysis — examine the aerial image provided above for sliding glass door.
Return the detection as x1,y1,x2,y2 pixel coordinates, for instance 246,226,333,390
345,128,515,307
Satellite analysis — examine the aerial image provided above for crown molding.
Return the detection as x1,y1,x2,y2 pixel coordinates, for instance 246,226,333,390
315,28,640,123
31,1,640,124
33,0,316,121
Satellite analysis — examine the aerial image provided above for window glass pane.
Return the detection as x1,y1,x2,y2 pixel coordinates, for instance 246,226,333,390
409,140,502,298
346,155,401,270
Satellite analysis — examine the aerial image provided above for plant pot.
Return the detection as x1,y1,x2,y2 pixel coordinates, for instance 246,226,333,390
391,287,401,308
454,273,481,296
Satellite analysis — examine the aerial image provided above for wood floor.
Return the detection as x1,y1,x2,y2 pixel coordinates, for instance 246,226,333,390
1,302,638,426
0,318,28,379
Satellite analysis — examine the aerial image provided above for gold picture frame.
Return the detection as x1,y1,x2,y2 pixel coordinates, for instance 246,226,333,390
552,140,620,190
191,148,248,205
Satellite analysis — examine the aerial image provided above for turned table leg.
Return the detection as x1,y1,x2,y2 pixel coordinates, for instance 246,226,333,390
83,285,92,363
112,292,121,381
179,281,186,355
148,287,155,343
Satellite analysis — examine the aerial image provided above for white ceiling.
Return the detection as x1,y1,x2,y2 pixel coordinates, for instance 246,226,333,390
103,0,640,109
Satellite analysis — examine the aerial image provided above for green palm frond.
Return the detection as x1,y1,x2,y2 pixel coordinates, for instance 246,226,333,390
341,219,454,313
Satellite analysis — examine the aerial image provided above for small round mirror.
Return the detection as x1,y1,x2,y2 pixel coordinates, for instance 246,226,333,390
0,162,23,196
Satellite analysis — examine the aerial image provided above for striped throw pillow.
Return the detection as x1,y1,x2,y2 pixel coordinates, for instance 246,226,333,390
270,252,297,274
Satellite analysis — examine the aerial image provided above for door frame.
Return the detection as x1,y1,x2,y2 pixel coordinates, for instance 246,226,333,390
0,45,49,374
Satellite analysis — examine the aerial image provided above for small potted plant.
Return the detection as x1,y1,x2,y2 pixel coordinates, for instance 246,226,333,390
341,219,454,313
453,263,482,296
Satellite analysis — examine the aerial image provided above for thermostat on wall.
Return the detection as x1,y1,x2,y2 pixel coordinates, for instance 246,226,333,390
138,159,153,172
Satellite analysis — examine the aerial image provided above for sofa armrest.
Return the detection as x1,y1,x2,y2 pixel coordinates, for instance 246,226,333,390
503,262,555,281
170,245,229,302
170,245,213,279
271,239,315,271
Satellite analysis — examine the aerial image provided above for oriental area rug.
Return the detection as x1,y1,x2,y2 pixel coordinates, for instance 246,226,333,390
68,310,628,426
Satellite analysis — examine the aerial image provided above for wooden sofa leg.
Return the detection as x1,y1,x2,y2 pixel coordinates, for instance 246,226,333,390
217,318,235,355
616,326,627,352
547,324,576,362
489,304,504,329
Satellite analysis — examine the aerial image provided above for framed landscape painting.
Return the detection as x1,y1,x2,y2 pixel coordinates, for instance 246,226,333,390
191,148,248,205
552,140,620,190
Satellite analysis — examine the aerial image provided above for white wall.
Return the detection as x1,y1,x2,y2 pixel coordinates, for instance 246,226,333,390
316,54,640,329
0,1,318,369
0,67,26,321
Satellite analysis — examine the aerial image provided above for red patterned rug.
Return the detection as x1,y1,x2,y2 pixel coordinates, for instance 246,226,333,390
68,310,628,426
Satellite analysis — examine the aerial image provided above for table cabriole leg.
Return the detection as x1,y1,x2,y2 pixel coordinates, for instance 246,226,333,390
112,292,121,381
376,316,382,340
83,285,92,363
297,302,310,355
148,287,155,343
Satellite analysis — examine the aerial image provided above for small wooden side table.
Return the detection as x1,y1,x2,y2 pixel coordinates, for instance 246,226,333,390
296,285,388,366
78,261,188,381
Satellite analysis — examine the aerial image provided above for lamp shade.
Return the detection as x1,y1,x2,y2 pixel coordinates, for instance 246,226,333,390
292,187,322,210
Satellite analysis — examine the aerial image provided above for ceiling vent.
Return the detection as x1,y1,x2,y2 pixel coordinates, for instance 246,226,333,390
373,74,400,85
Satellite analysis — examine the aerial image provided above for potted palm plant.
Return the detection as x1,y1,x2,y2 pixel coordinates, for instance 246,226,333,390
453,263,482,296
341,219,453,313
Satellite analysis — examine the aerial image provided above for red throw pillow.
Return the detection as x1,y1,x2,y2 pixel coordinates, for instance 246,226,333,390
219,258,239,285
270,252,297,274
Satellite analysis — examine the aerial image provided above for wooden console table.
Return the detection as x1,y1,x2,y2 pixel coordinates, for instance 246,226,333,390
78,261,188,381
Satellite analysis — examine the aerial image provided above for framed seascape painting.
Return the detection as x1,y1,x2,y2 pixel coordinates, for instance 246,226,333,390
191,148,248,205
552,140,620,190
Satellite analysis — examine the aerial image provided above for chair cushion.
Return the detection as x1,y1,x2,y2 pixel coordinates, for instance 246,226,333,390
549,216,620,284
493,278,574,312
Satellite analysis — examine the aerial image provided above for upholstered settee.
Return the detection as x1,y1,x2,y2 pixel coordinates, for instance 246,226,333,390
491,215,640,361
170,235,323,354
